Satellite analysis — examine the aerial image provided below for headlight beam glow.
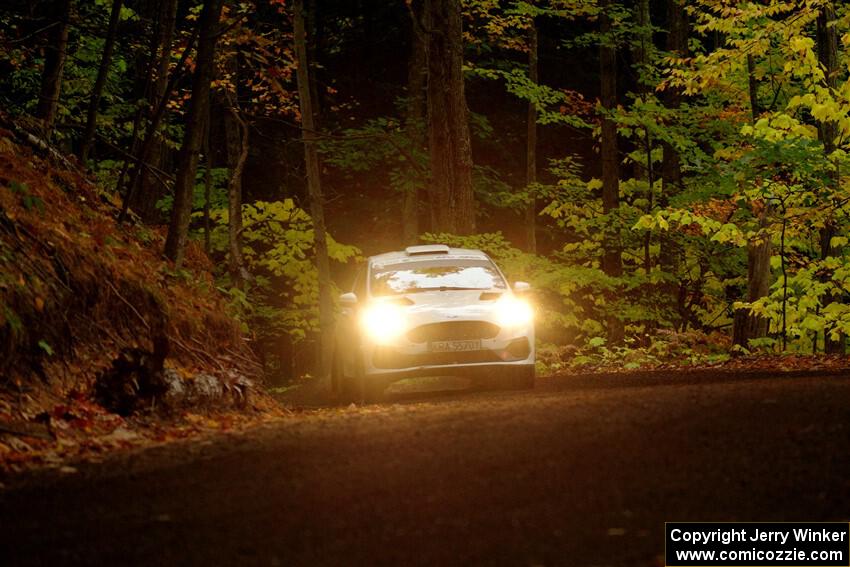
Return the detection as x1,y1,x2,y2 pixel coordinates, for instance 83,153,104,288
495,296,534,328
360,302,407,344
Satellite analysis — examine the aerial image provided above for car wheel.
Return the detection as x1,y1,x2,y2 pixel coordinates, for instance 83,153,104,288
334,350,361,405
335,348,383,405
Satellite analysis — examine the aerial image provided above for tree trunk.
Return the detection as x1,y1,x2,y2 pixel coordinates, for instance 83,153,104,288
746,55,761,122
306,0,322,128
817,1,845,354
659,0,688,328
732,57,772,349
426,0,475,235
163,0,224,265
227,105,250,288
659,1,686,223
732,210,771,347
525,21,538,253
133,0,178,222
79,0,123,164
36,0,72,139
599,0,624,344
403,0,427,245
215,53,247,280
294,0,334,380
202,113,212,254
632,0,650,92
632,0,652,275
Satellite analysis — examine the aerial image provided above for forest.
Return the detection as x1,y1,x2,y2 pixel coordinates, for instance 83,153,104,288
2,0,850,390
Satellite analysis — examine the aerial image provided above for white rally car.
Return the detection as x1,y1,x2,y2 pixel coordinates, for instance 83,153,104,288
332,245,535,402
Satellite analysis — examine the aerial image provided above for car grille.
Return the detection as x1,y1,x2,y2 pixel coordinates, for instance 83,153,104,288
406,321,500,343
371,339,530,370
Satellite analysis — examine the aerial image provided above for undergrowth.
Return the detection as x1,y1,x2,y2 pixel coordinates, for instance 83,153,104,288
0,125,259,418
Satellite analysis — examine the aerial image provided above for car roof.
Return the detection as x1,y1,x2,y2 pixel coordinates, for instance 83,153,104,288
368,246,490,268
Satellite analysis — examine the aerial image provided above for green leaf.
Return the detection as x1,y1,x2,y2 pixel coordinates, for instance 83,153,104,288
38,339,54,356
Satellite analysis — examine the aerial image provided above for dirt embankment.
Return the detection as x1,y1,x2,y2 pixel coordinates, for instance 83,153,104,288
0,121,279,473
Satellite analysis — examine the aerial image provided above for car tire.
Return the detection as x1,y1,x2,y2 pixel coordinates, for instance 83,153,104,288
335,352,385,405
333,350,360,405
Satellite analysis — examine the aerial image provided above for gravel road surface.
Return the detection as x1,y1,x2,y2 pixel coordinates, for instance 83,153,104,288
2,370,849,566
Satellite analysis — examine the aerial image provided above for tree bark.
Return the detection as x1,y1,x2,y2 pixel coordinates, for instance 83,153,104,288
525,21,538,253
403,0,427,245
817,1,845,354
294,0,334,380
36,0,72,139
79,0,123,164
426,0,475,235
163,0,224,265
599,0,624,344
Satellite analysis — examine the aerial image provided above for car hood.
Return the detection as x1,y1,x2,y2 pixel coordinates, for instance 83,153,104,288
397,290,504,322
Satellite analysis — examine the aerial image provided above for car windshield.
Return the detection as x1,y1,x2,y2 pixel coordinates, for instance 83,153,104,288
370,258,507,296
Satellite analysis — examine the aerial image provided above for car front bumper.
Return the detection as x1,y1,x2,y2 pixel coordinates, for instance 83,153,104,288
359,331,535,381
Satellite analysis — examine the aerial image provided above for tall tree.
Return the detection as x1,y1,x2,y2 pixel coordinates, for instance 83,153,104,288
403,0,428,245
659,0,687,296
36,0,72,139
731,210,772,348
659,0,686,200
427,0,475,235
599,0,623,344
163,0,224,265
732,55,771,348
632,0,652,272
817,1,844,354
525,20,538,253
79,0,124,165
293,0,333,379
227,102,250,288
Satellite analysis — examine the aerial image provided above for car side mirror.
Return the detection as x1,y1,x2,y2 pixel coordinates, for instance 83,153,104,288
513,281,531,293
339,292,359,306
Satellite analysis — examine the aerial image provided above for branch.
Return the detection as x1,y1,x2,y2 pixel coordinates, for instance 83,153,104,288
8,21,60,44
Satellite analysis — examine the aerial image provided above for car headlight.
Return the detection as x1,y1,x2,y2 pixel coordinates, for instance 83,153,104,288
495,295,533,328
360,302,407,343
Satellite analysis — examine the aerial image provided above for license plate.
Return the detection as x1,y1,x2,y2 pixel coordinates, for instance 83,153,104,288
429,339,481,352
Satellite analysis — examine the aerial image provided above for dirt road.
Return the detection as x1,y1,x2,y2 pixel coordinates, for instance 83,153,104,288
2,370,849,566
